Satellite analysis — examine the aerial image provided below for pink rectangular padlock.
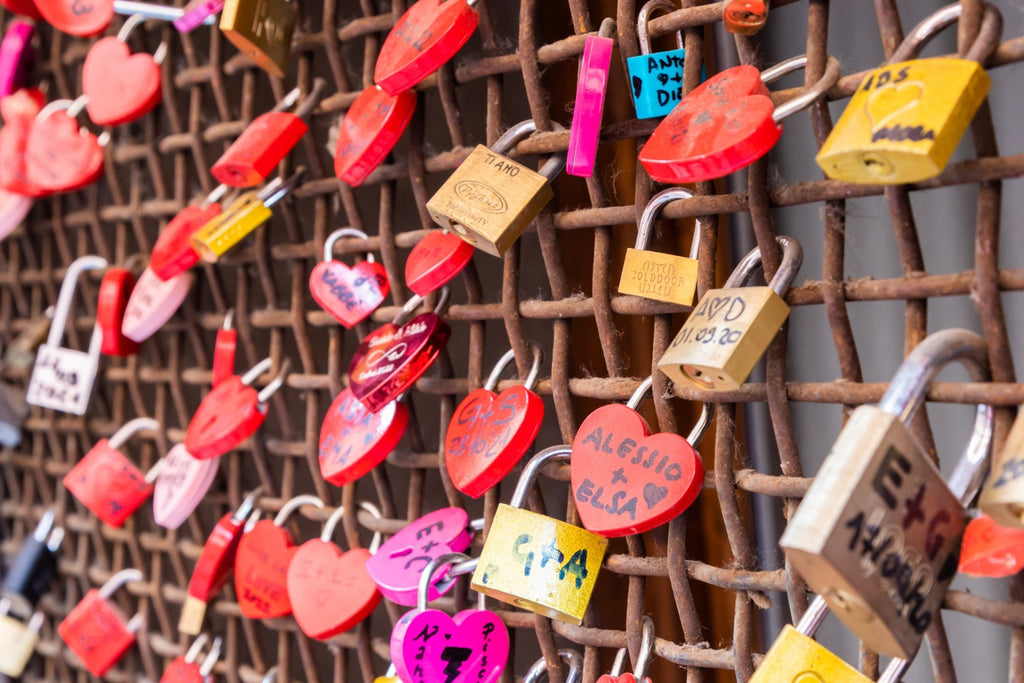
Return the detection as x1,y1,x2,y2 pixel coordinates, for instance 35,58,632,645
567,19,614,177
58,569,145,677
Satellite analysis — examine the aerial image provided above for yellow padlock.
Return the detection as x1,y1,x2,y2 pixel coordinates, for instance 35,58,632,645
471,445,608,625
816,3,999,185
0,605,43,677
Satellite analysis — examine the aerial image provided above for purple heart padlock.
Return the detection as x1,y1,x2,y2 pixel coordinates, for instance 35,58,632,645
391,609,509,683
365,508,473,605
152,443,220,529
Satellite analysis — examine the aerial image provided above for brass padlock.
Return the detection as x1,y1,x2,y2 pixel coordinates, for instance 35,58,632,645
781,328,994,660
980,406,1024,529
470,445,608,624
815,3,1000,185
220,0,296,78
426,120,565,257
618,188,711,307
0,605,44,677
658,235,801,392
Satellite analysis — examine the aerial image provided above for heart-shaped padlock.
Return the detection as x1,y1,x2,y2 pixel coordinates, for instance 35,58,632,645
391,553,509,683
334,86,416,186
97,266,141,356
318,387,408,488
160,634,221,683
152,443,220,530
404,230,474,297
121,266,194,343
309,228,390,328
348,290,451,413
286,503,383,640
82,17,164,127
570,378,710,537
958,513,1024,578
0,88,46,198
234,494,324,619
445,346,545,498
150,186,227,281
26,97,104,193
365,507,475,605
35,0,113,36
0,20,35,99
185,357,286,460
596,617,655,683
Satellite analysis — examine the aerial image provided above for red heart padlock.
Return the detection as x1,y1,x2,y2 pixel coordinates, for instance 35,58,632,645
310,228,390,328
404,230,474,296
160,634,221,683
445,346,545,498
0,0,42,20
184,358,285,460
35,0,113,36
150,187,227,281
26,98,104,193
570,378,710,537
81,25,163,127
374,0,479,95
234,495,324,619
958,513,1024,578
348,291,451,413
286,504,382,640
97,267,141,356
0,87,46,198
319,388,408,487
334,86,416,187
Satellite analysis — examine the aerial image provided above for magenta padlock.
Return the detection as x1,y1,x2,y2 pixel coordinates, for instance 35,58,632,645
173,0,224,32
0,19,33,99
365,507,476,605
567,19,614,177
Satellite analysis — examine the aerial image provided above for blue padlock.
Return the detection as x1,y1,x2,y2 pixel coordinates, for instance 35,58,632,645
626,0,688,119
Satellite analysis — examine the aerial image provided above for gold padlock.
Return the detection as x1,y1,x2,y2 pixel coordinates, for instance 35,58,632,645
658,235,801,392
426,120,565,257
220,0,296,77
0,605,43,677
979,406,1024,529
471,445,608,624
781,328,994,660
816,3,999,185
618,187,711,307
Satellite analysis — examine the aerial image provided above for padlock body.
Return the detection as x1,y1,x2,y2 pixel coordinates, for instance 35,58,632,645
2,536,57,617
626,49,688,119
0,614,39,676
58,589,137,676
618,248,698,306
470,503,607,624
816,58,990,185
26,342,99,415
781,406,966,660
219,0,295,78
426,145,553,257
749,625,872,682
190,194,271,262
212,112,307,187
64,439,154,527
658,285,789,392
980,407,1024,529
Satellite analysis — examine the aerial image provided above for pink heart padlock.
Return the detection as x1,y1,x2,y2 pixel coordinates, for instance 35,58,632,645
392,607,508,683
309,228,390,328
121,267,194,343
152,444,220,530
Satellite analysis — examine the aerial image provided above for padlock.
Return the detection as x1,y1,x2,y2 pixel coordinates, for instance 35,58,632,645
286,503,382,640
816,3,999,185
723,0,769,35
445,345,545,498
571,376,710,537
0,0,41,20
3,307,51,370
212,309,237,386
212,81,323,187
26,255,107,415
0,606,44,676
160,634,221,683
523,649,583,683
150,186,228,281
0,87,46,199
958,513,1024,578
82,15,166,127
219,0,295,77
566,18,614,178
404,230,475,296
26,97,106,194
152,443,220,530
121,265,195,343
333,85,416,187
0,19,34,99
97,263,142,356
980,400,1024,529
35,0,113,37
425,120,565,258
190,168,305,262
318,387,408,488
58,568,146,677
348,290,451,413
626,0,690,119
64,417,162,528
391,553,509,683
185,357,287,459
658,235,801,392
639,54,840,183
174,0,224,32
2,510,63,618
597,616,655,683
179,488,261,634
234,494,324,619
617,188,712,307
0,380,27,446
781,328,995,660
471,445,608,624
309,228,390,328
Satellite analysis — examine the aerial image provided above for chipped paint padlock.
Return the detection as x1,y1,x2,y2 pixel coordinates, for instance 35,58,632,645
658,235,801,392
597,617,655,683
63,418,161,528
26,256,107,415
618,188,711,307
816,3,998,185
524,649,583,683
426,120,565,258
980,399,1024,529
471,445,608,624
723,0,769,35
2,511,63,618
219,0,295,78
626,0,690,119
781,329,995,660
0,607,44,676
58,569,146,677
160,634,222,683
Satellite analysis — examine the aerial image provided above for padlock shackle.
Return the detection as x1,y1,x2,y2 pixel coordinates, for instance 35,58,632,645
323,228,375,264
360,501,384,554
261,666,279,683
109,417,160,450
232,486,264,523
889,2,1002,65
484,344,544,392
392,287,451,325
722,235,802,297
764,55,842,124
877,328,994,504
256,359,290,404
273,494,324,526
609,648,628,676
633,615,656,679
491,120,567,180
320,505,347,543
626,376,714,447
258,167,306,209
113,0,216,25
204,184,230,208
98,568,143,599
510,445,571,508
416,552,474,610
597,17,616,39
636,0,683,55
200,636,222,676
523,649,583,683
32,509,55,543
222,308,235,331
47,256,108,352
184,633,209,664
634,187,709,259
273,78,326,120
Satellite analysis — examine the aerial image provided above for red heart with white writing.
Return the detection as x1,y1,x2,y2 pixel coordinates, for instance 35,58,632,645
405,231,474,296
234,520,297,619
319,388,408,487
82,37,162,127
286,542,380,640
570,403,704,537
26,111,104,193
310,260,390,328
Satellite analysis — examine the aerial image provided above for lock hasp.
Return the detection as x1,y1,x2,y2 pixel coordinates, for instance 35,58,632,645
749,625,873,683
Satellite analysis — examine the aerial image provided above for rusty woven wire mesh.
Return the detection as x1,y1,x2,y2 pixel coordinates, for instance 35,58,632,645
4,0,1024,681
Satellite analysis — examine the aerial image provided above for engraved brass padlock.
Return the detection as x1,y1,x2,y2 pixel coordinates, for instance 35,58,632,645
658,235,801,392
0,605,43,677
220,0,295,77
618,187,711,307
426,120,565,257
981,407,1024,528
781,328,994,660
816,3,999,185
470,445,608,624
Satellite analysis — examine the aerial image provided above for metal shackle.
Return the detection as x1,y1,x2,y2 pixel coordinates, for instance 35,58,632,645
416,552,476,611
271,78,326,121
484,345,544,393
98,568,146,634
323,228,374,264
510,444,571,509
722,235,803,297
608,616,656,679
392,287,451,326
491,120,566,181
888,2,1002,65
48,256,108,356
627,376,714,448
637,0,683,55
634,188,714,258
524,649,583,683
108,417,160,450
320,504,384,552
116,14,169,65
272,495,325,527
760,54,842,123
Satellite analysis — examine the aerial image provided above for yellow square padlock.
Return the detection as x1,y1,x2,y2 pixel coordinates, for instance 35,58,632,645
0,611,42,677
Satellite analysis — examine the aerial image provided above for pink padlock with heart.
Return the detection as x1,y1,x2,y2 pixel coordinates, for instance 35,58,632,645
152,443,220,530
309,227,390,328
121,267,194,343
567,19,614,177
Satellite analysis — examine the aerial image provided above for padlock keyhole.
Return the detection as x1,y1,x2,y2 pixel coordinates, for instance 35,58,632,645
683,365,716,390
447,219,476,244
860,153,894,179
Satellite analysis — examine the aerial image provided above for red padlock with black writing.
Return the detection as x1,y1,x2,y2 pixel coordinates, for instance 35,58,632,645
97,263,141,356
160,634,221,683
58,569,145,676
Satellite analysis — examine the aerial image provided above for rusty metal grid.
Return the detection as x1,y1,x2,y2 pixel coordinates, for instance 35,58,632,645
3,0,1024,681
